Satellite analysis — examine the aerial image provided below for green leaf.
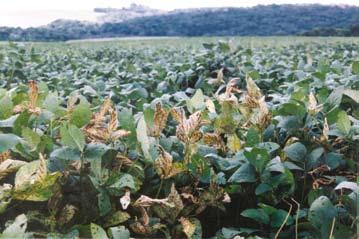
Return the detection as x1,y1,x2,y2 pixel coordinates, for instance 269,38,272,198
91,223,109,239
70,101,92,127
186,89,206,113
84,143,110,162
336,111,351,135
221,228,240,239
255,183,272,195
284,142,307,162
244,147,269,173
352,61,359,75
0,95,13,120
108,174,136,195
277,102,306,118
326,152,343,170
136,115,152,161
104,211,130,228
241,208,269,224
0,134,21,153
98,190,111,217
21,127,41,151
308,196,336,239
228,163,257,183
50,147,81,161
60,124,86,151
271,209,293,228
118,108,137,149
326,87,344,109
246,127,260,147
107,226,130,239
42,92,61,114
307,147,324,169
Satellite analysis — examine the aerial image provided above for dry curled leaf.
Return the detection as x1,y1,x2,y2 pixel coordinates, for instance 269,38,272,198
129,221,166,236
205,98,216,114
179,217,196,239
13,81,41,115
0,151,11,164
246,75,262,99
308,92,323,115
148,102,169,137
35,153,47,182
154,146,182,179
322,117,329,142
120,189,131,210
0,159,27,180
58,204,77,226
253,96,271,128
134,195,173,208
172,108,203,144
83,98,130,143
222,192,231,203
216,78,241,104
203,133,226,151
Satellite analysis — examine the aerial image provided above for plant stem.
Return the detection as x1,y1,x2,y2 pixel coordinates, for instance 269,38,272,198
329,217,336,239
156,179,164,198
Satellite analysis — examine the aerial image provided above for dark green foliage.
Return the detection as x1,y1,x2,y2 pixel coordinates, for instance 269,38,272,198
0,39,358,239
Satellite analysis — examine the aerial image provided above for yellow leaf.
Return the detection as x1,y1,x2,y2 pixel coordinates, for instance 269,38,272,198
179,217,196,238
227,134,241,152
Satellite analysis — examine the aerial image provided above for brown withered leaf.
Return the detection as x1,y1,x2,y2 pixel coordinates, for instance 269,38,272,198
0,159,27,180
171,107,185,123
195,184,227,215
179,217,196,239
134,195,173,208
246,75,262,99
150,102,169,137
308,92,323,115
174,109,203,144
203,133,226,151
322,117,329,142
154,146,182,179
216,78,241,104
205,99,216,114
28,80,38,109
35,153,47,182
48,181,63,214
139,206,150,226
0,151,10,164
13,81,41,115
152,184,184,223
130,221,166,236
253,96,271,128
58,204,77,226
83,98,130,143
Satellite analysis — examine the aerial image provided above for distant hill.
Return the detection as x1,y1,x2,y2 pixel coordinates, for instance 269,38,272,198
0,4,358,41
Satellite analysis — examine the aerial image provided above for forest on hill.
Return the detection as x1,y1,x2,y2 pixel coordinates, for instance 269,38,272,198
0,4,358,41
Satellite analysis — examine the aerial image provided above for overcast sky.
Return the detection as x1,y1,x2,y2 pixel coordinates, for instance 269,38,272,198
1,0,358,27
